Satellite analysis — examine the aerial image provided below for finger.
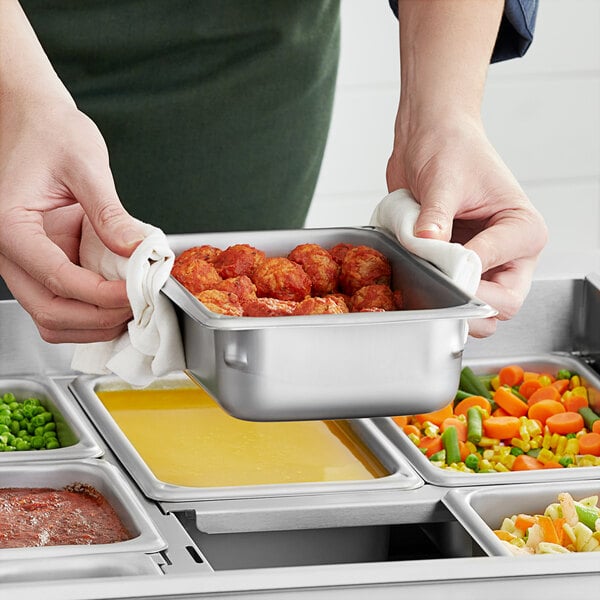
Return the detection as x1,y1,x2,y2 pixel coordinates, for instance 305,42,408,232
468,316,498,339
464,208,547,274
412,187,459,242
0,253,131,322
38,323,129,345
65,149,147,257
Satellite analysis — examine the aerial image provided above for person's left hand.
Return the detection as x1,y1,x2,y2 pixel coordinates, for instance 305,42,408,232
386,113,548,338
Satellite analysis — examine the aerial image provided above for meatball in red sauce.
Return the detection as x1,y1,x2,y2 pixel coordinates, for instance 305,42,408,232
339,246,392,295
213,244,266,279
288,243,339,296
252,257,312,302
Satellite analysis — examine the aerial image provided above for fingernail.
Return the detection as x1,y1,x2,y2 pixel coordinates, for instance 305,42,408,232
122,228,145,247
415,223,442,238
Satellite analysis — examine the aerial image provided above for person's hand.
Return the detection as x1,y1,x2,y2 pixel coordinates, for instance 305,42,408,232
386,114,548,338
0,97,148,343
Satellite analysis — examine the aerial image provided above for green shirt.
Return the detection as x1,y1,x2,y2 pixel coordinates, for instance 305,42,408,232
22,0,340,233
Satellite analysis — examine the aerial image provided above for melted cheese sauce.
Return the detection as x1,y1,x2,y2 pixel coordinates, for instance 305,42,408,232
97,387,387,487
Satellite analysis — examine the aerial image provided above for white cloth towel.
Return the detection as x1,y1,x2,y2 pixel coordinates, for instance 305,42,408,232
71,221,185,387
370,189,482,295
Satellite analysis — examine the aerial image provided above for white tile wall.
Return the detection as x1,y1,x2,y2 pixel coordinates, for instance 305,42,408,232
307,0,600,259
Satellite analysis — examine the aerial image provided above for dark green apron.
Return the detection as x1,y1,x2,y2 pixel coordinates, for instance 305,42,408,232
21,0,340,234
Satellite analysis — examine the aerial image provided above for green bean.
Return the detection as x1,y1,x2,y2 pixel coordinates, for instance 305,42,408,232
429,450,446,463
579,406,600,430
459,366,492,400
441,426,461,465
466,406,483,444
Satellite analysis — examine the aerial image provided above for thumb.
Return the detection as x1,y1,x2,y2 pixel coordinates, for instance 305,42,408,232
413,188,457,242
68,157,147,259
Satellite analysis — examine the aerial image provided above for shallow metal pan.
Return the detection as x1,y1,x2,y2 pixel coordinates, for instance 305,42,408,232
162,227,494,421
0,375,102,462
443,480,600,559
70,373,423,502
373,353,600,486
0,459,166,559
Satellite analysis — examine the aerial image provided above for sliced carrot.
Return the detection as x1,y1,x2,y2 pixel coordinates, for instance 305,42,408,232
414,403,454,426
523,371,540,382
498,365,525,387
553,517,567,546
593,420,600,435
493,386,528,417
392,416,409,428
514,513,537,532
545,411,584,435
536,515,560,544
577,432,600,456
512,454,545,471
453,395,492,417
458,440,471,462
563,394,588,413
527,399,565,425
542,461,564,469
493,529,515,542
492,406,509,418
403,424,421,438
551,379,570,395
418,436,443,458
527,385,561,406
518,379,542,399
483,416,521,440
441,417,468,442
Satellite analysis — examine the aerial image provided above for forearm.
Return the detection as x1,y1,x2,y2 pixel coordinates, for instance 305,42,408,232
396,0,503,133
0,0,72,106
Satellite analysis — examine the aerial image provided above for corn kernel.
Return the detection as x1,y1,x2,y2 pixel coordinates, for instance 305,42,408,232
572,386,588,400
537,448,555,464
494,463,510,472
556,436,568,456
550,433,560,450
538,375,552,386
565,438,579,455
479,459,493,471
542,432,552,450
570,375,581,389
491,375,500,390
407,433,421,446
527,420,542,437
483,449,494,460
530,439,540,449
465,441,478,454
479,437,500,448
511,438,531,452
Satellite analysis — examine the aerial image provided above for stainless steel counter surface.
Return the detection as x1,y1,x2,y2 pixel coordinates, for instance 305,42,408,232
1,256,600,597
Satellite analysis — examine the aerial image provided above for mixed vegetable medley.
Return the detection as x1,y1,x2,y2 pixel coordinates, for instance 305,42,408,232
394,363,600,473
495,492,600,554
0,393,62,452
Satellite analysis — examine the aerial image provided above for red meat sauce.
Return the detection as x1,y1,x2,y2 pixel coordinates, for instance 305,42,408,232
0,484,131,548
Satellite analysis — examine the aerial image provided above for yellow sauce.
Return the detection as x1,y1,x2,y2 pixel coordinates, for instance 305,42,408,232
97,386,387,488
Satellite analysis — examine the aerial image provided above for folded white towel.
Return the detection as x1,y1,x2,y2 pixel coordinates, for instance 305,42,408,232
71,221,185,387
370,189,482,295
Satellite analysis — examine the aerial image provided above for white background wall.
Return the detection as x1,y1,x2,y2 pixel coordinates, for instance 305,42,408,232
306,0,600,262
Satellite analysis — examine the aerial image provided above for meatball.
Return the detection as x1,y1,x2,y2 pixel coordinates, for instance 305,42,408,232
175,245,222,266
293,296,348,316
339,245,392,295
243,297,299,317
214,275,257,306
288,243,339,296
324,293,351,313
194,290,243,316
171,258,222,295
252,257,312,302
329,243,356,266
213,244,266,279
350,284,395,312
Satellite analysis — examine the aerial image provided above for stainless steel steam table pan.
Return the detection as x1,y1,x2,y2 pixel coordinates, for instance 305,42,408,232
69,373,423,502
163,227,494,421
0,375,102,462
0,459,166,559
374,353,600,486
443,480,600,558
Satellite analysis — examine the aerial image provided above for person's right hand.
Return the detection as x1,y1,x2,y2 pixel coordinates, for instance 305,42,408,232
0,97,148,343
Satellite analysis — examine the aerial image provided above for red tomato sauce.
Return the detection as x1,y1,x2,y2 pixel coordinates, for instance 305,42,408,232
0,484,131,548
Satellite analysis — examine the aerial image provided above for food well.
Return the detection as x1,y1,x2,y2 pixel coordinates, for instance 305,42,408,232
375,354,600,486
0,460,166,559
443,480,600,559
162,227,494,421
0,376,101,462
69,373,423,502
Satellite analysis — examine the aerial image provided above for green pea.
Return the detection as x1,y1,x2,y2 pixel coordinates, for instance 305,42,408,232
557,369,572,380
44,422,56,432
23,397,40,406
43,430,57,440
11,411,23,422
15,440,30,451
9,421,20,435
45,439,60,450
34,426,45,437
0,415,11,426
465,453,480,471
31,436,45,450
30,415,45,428
41,411,53,423
3,393,16,403
510,446,525,456
8,401,19,411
